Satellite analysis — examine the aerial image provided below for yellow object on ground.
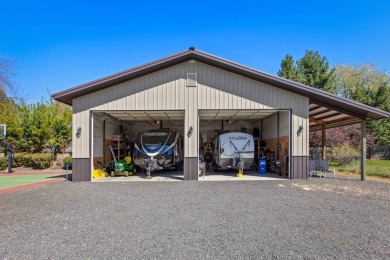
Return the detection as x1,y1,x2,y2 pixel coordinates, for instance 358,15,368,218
125,156,132,164
93,169,106,178
237,173,243,178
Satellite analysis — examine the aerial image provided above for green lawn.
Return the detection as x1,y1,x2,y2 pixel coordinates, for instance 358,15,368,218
0,174,65,189
330,160,390,178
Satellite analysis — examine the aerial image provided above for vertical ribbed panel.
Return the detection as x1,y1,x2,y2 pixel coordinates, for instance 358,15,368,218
72,60,309,159
72,158,92,182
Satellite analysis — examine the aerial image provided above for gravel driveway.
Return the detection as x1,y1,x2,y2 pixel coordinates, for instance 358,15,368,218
0,177,389,259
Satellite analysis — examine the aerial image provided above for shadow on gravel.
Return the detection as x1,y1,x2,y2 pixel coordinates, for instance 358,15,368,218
46,173,72,181
309,175,362,182
47,174,67,179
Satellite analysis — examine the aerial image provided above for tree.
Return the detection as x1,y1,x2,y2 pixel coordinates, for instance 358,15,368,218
297,50,336,93
277,54,302,82
0,98,72,153
278,50,336,93
0,98,23,149
0,54,72,154
334,63,390,145
20,102,51,153
0,56,16,100
47,99,72,154
309,124,374,148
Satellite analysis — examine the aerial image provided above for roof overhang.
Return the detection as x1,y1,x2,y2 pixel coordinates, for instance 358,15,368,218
52,48,390,129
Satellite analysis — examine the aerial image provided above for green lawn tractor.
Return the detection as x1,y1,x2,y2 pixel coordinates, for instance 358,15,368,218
111,156,137,177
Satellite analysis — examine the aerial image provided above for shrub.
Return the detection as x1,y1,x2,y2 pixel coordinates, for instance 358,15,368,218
330,144,360,166
13,153,53,169
0,157,6,171
63,156,72,169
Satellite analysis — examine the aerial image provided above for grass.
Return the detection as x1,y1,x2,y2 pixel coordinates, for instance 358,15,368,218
330,160,390,178
0,174,65,189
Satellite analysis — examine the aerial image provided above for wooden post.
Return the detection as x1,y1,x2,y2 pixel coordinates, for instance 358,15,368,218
361,120,366,181
322,124,326,160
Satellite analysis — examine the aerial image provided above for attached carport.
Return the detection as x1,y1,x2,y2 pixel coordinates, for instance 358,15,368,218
307,96,389,180
52,47,390,181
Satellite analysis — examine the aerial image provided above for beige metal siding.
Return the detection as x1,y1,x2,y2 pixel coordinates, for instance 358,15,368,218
194,62,308,157
291,96,309,156
72,60,309,158
72,99,91,158
196,62,306,111
79,64,188,112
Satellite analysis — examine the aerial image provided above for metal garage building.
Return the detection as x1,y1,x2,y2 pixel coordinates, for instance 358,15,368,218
52,48,390,181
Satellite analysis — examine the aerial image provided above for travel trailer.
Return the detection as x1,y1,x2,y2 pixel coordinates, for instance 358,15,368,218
212,132,255,172
133,129,184,172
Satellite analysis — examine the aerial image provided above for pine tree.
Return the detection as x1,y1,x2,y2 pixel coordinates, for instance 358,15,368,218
277,54,302,82
296,50,336,93
277,50,336,93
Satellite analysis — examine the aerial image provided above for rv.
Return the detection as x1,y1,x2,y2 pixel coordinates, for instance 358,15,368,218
133,129,184,172
212,132,254,172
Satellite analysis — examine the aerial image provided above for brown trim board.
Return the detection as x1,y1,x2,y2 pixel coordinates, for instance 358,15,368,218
72,158,92,182
290,156,309,179
184,157,198,181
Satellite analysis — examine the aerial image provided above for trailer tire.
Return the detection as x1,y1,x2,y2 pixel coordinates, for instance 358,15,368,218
212,162,219,172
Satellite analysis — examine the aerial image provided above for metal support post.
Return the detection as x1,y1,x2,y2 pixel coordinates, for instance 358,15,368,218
361,120,366,181
322,124,326,160
7,145,13,174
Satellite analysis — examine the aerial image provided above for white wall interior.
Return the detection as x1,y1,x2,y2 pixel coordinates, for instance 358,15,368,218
262,111,289,139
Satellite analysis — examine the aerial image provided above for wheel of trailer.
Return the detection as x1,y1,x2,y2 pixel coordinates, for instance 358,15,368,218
212,162,219,172
124,171,128,177
110,171,115,177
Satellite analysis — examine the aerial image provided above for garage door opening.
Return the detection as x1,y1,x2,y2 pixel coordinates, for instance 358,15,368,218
91,110,185,181
198,110,290,181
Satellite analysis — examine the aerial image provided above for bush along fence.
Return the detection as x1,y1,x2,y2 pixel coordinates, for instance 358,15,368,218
311,145,390,161
0,153,73,171
0,153,54,171
0,157,6,171
63,156,72,169
368,145,390,160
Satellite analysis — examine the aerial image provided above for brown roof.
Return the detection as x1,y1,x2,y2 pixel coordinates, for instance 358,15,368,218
52,48,390,123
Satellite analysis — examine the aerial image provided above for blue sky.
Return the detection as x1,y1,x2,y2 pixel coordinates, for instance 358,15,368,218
1,0,389,103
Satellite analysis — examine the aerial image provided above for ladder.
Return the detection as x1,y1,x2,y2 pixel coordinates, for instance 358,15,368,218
203,143,212,158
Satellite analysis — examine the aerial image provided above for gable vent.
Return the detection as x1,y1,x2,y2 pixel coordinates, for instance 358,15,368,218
187,73,197,87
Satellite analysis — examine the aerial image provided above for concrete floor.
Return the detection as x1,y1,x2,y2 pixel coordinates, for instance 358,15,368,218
199,169,288,181
93,169,184,182
94,169,287,182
